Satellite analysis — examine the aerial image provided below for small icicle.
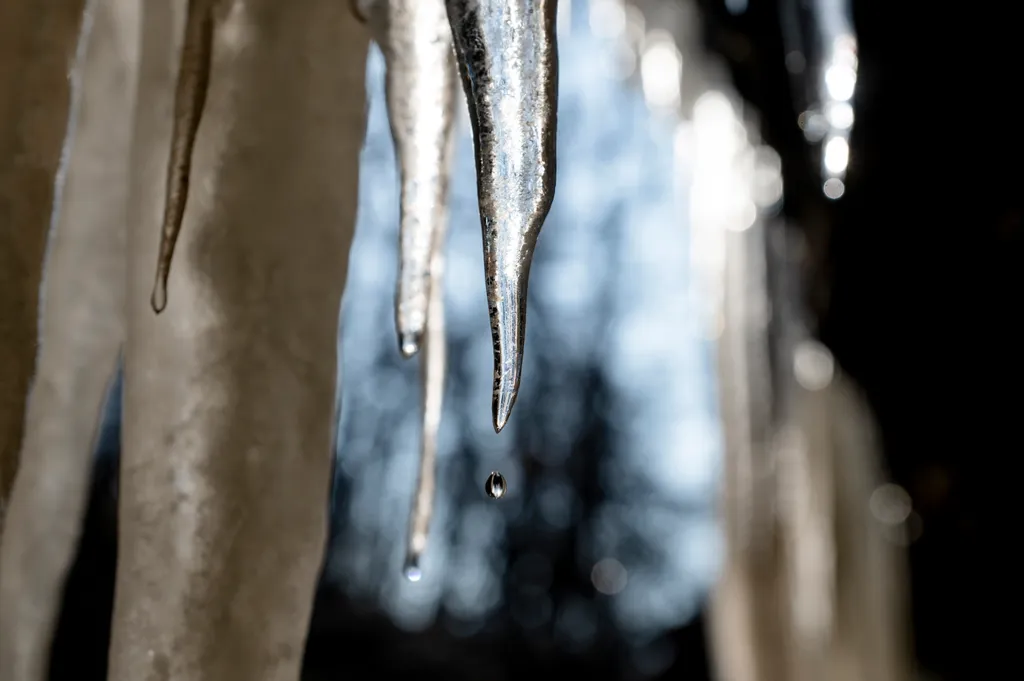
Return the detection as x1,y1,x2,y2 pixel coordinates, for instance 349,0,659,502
445,0,559,432
349,0,372,24
364,0,459,358
150,0,215,314
403,240,447,579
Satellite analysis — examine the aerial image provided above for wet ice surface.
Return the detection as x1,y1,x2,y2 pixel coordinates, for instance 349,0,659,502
330,2,721,642
92,0,722,655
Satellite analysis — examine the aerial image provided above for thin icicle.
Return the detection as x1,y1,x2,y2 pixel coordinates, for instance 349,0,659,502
360,0,459,358
151,0,214,313
404,239,447,579
356,0,458,577
445,0,559,432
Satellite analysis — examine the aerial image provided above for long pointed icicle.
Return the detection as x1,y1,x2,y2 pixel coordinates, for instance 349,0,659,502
360,0,459,358
403,243,447,580
150,0,215,314
445,0,559,433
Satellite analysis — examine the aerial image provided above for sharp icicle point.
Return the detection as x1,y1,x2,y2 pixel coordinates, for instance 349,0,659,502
367,0,459,358
151,0,215,314
445,0,559,432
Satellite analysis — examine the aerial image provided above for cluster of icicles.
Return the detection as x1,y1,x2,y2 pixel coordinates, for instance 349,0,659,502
148,0,558,580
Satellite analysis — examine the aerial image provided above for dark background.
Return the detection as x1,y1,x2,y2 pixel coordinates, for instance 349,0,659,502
46,1,1020,680
698,0,1020,678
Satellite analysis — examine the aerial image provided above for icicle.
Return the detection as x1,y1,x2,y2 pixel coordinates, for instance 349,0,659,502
403,240,447,579
359,0,459,358
445,0,559,432
355,0,458,576
151,0,214,313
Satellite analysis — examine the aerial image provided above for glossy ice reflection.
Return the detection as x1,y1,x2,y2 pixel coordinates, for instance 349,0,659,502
323,5,722,644
89,3,723,648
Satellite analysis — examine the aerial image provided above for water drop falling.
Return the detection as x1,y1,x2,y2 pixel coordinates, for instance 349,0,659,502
485,471,507,499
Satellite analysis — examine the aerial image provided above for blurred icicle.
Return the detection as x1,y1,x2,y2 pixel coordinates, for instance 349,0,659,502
356,0,458,577
404,236,447,579
783,363,912,681
707,215,912,681
357,0,459,359
601,0,911,676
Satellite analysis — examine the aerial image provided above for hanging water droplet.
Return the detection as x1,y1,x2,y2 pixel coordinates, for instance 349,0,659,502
485,471,507,499
403,556,423,582
399,332,420,359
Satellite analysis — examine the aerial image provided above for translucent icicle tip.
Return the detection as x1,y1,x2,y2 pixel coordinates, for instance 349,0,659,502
403,557,423,582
